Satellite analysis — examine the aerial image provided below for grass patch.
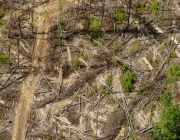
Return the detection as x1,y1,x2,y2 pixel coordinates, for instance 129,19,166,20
0,53,8,64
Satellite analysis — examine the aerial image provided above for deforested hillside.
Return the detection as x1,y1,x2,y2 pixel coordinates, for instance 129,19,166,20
0,0,180,140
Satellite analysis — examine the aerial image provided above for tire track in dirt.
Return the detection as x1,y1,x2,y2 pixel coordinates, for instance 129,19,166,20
12,1,75,140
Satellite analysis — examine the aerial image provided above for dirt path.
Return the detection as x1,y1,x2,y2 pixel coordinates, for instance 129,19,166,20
12,1,75,140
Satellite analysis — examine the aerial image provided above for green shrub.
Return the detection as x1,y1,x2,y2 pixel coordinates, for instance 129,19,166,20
55,38,64,46
0,53,8,64
100,87,109,95
149,1,159,15
0,7,5,18
106,75,113,85
149,92,180,140
46,136,51,140
0,19,5,25
89,17,101,39
121,71,136,92
137,0,147,10
167,64,180,82
114,7,126,23
129,43,139,55
59,133,65,138
171,51,177,58
73,57,80,69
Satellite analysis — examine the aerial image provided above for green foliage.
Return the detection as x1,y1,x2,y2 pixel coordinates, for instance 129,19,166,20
89,15,101,39
73,57,80,69
129,42,140,55
149,1,159,15
100,87,109,95
0,53,8,64
87,90,94,97
149,92,180,140
114,7,126,23
120,64,128,72
46,136,51,140
121,71,136,92
0,7,5,25
0,7,5,18
129,132,137,140
171,51,177,58
112,56,118,67
55,38,64,46
106,75,113,85
110,42,124,52
137,0,147,10
0,19,5,25
59,133,65,138
167,64,180,83
135,0,147,13
159,92,172,107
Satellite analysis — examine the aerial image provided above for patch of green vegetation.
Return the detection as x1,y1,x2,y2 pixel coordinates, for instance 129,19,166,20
106,75,113,85
100,87,109,95
0,7,5,18
55,38,64,46
120,64,128,72
149,1,160,15
167,64,180,83
114,7,126,24
110,42,124,52
121,71,136,92
59,133,65,138
134,0,147,13
80,51,88,60
171,51,177,58
129,132,137,140
73,57,80,69
87,90,94,97
112,56,118,67
129,42,140,55
89,15,101,39
0,6,5,25
0,53,8,64
46,136,51,140
149,92,180,140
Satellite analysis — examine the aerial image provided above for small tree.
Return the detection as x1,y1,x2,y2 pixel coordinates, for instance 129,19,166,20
149,92,180,140
114,7,126,24
149,1,160,15
167,64,180,83
89,15,101,39
0,53,8,64
73,57,80,69
121,71,136,92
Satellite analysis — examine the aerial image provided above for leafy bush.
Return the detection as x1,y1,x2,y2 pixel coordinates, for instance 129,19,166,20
46,136,51,140
149,1,159,15
121,71,136,92
149,92,180,140
73,57,80,69
0,7,5,25
171,51,177,58
135,0,147,13
167,64,180,82
114,7,126,23
89,17,101,39
0,7,5,18
0,53,8,64
129,42,140,55
137,0,147,10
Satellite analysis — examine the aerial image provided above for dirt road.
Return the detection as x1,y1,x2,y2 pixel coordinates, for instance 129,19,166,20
11,1,76,140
